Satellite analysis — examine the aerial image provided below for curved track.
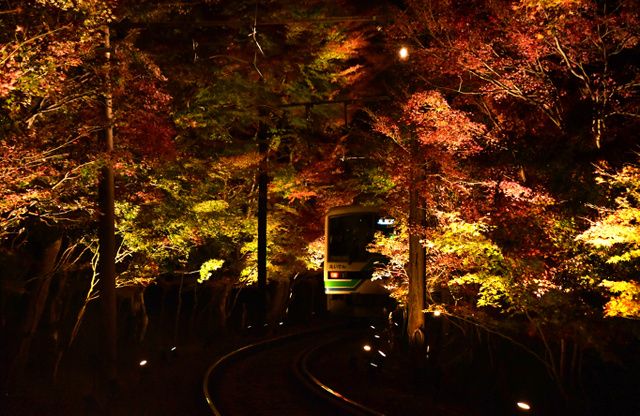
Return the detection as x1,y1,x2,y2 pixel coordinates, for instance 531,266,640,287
294,335,384,416
203,322,384,416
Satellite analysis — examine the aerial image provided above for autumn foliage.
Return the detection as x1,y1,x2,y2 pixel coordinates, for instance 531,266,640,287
362,0,640,402
0,0,639,411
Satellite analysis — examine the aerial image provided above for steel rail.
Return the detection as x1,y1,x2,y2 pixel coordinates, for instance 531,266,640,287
202,321,352,415
294,336,386,416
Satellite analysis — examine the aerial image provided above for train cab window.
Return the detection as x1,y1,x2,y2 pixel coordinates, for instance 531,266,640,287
328,213,376,263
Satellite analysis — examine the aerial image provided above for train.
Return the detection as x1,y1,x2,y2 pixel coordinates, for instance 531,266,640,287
323,205,396,317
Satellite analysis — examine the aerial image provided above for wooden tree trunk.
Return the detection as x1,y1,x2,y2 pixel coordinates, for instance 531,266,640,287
173,274,184,344
11,237,62,378
265,280,290,325
118,286,148,344
407,168,426,348
215,281,232,332
257,120,268,290
256,119,269,325
97,26,117,384
47,268,71,381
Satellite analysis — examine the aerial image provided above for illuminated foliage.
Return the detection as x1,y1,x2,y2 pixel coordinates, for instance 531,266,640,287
430,213,509,308
0,2,114,241
600,280,640,318
199,259,225,284
133,0,382,284
359,3,640,399
2,2,639,403
370,225,409,304
305,236,326,270
578,162,640,319
399,0,640,149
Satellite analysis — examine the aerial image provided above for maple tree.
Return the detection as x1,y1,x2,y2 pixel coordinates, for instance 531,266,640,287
357,0,640,405
396,0,639,149
135,0,382,282
0,0,183,381
1,0,116,378
367,86,488,344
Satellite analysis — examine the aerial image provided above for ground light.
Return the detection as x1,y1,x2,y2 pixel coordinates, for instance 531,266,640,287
398,46,409,60
517,401,531,411
139,360,148,367
363,344,372,352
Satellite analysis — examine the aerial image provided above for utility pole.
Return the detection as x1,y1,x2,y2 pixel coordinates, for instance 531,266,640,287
254,109,270,328
97,26,117,387
257,118,268,292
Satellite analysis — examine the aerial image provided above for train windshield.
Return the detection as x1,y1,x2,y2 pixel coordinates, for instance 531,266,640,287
328,213,378,262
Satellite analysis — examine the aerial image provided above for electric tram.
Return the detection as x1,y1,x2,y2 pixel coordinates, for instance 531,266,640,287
323,205,395,316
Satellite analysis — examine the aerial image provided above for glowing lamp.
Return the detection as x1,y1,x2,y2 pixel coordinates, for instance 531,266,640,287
363,344,372,352
398,46,409,60
433,310,442,317
139,360,148,366
517,402,531,411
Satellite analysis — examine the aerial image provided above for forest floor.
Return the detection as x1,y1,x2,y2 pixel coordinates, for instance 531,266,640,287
3,323,320,415
3,312,637,416
4,331,234,415
0,322,550,416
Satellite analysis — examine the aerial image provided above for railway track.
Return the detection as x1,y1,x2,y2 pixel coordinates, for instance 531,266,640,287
203,321,385,416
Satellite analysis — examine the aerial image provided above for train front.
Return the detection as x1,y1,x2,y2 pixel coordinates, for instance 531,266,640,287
323,206,394,317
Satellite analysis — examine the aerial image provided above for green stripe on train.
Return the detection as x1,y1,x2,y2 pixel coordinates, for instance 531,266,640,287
324,279,360,289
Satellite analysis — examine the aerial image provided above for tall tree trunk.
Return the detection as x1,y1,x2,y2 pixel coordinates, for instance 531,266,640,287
407,166,426,348
47,267,71,382
173,274,184,344
97,26,117,385
257,120,268,290
256,118,269,325
11,236,62,379
216,281,231,331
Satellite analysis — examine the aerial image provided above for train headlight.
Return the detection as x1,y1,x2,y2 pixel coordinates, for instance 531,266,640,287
329,271,344,279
